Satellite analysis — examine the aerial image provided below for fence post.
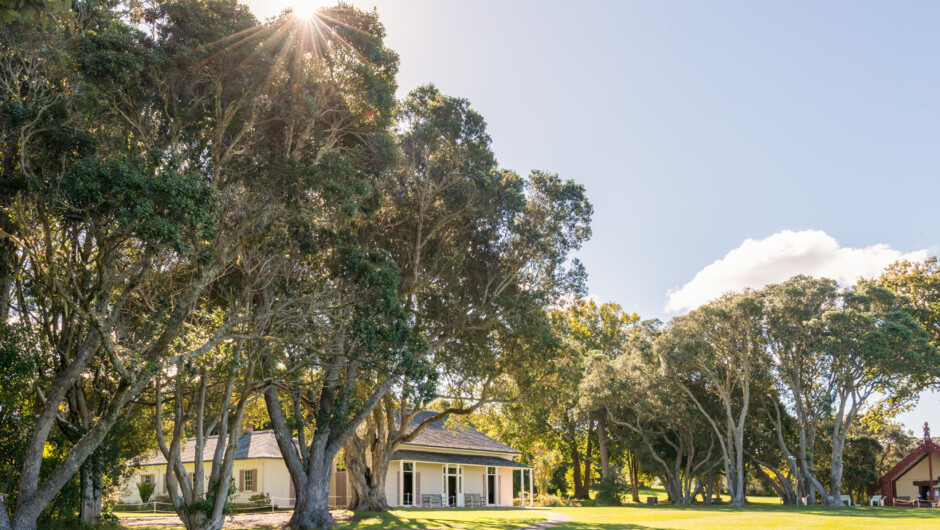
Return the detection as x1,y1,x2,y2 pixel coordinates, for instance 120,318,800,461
153,500,156,514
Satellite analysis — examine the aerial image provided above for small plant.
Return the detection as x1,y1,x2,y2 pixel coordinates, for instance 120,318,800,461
594,476,626,506
537,494,581,507
249,493,270,507
136,482,154,504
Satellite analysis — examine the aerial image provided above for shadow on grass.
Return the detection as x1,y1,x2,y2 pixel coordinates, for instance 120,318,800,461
341,508,546,529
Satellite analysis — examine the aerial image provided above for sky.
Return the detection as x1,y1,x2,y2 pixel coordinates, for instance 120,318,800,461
243,0,940,433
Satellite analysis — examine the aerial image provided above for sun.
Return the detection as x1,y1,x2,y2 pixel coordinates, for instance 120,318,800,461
290,1,325,20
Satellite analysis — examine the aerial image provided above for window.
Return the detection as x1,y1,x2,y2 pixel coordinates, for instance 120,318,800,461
242,469,256,492
141,474,154,485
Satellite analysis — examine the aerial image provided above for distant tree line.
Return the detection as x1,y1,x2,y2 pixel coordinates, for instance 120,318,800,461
477,260,940,508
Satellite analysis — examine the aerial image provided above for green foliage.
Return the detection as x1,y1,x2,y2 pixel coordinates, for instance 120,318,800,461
593,476,626,506
136,483,154,504
62,153,218,251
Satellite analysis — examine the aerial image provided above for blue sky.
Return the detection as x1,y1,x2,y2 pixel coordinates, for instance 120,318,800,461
245,0,940,432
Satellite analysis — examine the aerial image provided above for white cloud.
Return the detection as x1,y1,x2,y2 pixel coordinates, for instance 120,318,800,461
665,230,929,313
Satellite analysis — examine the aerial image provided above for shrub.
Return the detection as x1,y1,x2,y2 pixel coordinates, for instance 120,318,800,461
248,493,270,506
537,494,581,507
594,476,626,506
136,482,154,503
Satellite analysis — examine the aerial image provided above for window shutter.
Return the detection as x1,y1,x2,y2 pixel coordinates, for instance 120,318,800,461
396,471,401,505
239,469,245,491
483,473,486,496
251,469,258,491
416,473,421,506
498,476,502,506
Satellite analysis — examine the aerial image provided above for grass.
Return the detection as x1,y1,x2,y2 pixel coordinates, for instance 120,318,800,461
547,487,940,529
115,509,546,530
114,488,940,529
550,504,940,529
341,508,547,529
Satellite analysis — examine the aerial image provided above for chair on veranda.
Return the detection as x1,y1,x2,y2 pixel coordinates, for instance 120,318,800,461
422,494,443,508
464,493,484,508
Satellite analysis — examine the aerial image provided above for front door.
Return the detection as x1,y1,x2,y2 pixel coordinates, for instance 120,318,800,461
487,467,496,505
403,463,414,506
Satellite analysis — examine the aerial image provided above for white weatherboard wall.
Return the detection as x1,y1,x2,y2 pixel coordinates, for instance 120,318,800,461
385,466,398,507
121,459,289,505
262,459,292,507
415,463,441,497
498,467,513,506
462,465,485,497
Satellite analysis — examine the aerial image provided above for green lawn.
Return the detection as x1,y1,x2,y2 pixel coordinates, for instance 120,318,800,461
114,495,940,529
551,505,940,529
341,508,546,529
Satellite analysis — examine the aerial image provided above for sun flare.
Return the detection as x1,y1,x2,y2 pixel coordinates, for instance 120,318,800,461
290,1,325,20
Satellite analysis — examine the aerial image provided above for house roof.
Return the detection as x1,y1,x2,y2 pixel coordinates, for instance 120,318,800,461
882,440,940,483
391,449,530,469
136,430,284,466
868,439,940,495
134,412,520,467
399,410,520,455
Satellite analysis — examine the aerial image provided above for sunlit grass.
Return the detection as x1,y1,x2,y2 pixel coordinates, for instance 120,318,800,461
342,508,547,529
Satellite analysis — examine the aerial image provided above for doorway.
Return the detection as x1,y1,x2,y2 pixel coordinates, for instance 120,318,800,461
487,467,496,505
402,463,414,506
443,465,461,506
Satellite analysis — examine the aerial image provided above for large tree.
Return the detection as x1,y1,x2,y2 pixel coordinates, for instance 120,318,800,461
1,1,399,528
655,293,766,506
342,85,593,510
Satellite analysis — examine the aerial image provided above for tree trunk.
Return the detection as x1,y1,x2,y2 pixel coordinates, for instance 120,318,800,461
571,439,586,499
582,423,594,495
344,437,389,511
78,461,103,525
598,417,610,480
827,436,846,507
291,456,336,530
628,452,640,503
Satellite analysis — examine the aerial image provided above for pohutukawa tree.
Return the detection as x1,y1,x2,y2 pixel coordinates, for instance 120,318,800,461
1,0,397,528
342,85,593,510
583,327,722,505
655,292,766,507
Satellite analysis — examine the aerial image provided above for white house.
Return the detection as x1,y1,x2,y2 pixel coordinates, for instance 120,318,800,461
120,411,533,509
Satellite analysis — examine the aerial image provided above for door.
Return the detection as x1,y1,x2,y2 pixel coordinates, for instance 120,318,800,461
487,467,497,505
447,475,458,507
402,463,414,506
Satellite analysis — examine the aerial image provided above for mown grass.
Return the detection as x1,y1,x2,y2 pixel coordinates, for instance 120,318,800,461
116,488,940,529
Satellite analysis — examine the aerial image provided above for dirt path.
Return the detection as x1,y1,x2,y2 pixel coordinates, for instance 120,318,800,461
521,511,571,529
119,511,361,528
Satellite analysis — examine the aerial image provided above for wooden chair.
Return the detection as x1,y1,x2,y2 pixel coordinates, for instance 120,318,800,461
464,493,484,508
422,494,443,508
869,495,884,506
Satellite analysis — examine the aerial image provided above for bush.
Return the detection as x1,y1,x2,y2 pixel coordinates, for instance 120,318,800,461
537,494,582,507
248,493,270,506
594,476,626,506
136,482,154,503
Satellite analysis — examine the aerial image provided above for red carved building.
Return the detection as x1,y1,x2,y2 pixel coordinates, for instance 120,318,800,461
870,423,940,506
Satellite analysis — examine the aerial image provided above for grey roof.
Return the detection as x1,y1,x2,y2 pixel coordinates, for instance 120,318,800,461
137,430,284,466
400,410,520,455
392,449,530,469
